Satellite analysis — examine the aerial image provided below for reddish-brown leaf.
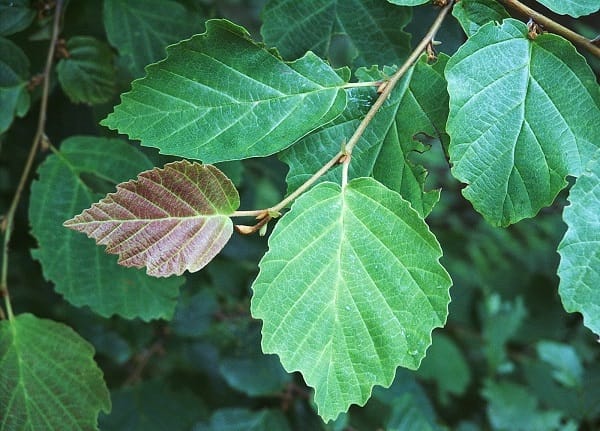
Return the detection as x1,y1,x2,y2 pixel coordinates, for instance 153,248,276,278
64,161,239,277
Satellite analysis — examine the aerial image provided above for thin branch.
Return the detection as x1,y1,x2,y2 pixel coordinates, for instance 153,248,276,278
0,0,64,320
498,0,600,58
233,0,454,233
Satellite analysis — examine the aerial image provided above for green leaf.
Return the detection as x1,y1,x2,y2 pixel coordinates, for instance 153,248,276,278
452,0,510,37
0,36,30,134
536,340,583,388
0,313,110,430
100,381,205,431
29,136,183,320
261,0,411,68
445,19,600,226
417,333,471,403
64,161,239,277
219,354,291,397
557,154,600,335
199,409,291,431
251,178,451,422
387,0,429,5
56,36,116,104
0,0,35,35
103,0,204,78
281,55,449,217
483,381,564,431
535,0,600,18
102,19,348,164
172,289,219,337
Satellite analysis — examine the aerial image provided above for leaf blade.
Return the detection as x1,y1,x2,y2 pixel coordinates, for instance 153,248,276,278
65,161,239,277
251,178,451,421
102,19,348,163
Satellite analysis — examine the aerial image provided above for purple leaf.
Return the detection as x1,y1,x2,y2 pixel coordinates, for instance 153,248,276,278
64,161,239,277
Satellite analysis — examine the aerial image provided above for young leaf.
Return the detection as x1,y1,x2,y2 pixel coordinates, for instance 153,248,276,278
29,136,183,320
103,0,204,79
452,0,510,37
446,19,600,227
0,314,111,430
102,19,348,163
251,178,451,422
0,36,30,134
65,160,239,277
56,36,116,104
282,55,449,217
0,0,35,35
535,0,600,18
261,0,411,68
557,154,600,336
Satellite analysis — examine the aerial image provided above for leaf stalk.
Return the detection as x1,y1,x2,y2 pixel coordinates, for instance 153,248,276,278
0,0,64,320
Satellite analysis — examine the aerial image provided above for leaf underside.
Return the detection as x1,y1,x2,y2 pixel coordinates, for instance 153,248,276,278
29,137,183,320
251,178,451,422
0,314,110,431
64,160,239,277
558,154,600,336
102,19,348,163
446,19,600,227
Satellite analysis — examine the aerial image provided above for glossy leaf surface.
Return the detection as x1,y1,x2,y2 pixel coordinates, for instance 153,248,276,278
261,0,411,67
56,36,115,104
29,137,183,320
65,161,239,277
0,314,110,431
446,19,600,226
102,19,348,163
103,0,204,78
558,154,600,336
251,178,451,421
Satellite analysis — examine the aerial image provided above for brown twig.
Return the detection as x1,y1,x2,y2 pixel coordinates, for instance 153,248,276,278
498,0,600,57
0,0,64,320
232,0,455,229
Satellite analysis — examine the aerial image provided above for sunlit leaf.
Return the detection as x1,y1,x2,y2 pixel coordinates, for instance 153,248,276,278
0,314,110,431
446,19,600,226
557,154,600,336
56,36,116,104
29,136,183,320
0,0,35,35
261,0,411,68
103,0,204,78
0,36,30,134
251,178,451,421
452,0,510,37
535,0,600,18
102,19,348,163
65,160,239,277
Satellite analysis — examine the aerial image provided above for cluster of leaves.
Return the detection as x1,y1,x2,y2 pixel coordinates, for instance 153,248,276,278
1,0,599,429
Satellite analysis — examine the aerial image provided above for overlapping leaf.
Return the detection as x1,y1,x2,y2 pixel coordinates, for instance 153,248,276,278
452,0,510,37
535,0,600,18
251,178,451,422
0,37,30,134
103,0,204,79
57,36,116,104
557,154,600,336
65,160,239,277
102,19,348,163
281,55,449,217
0,314,110,430
446,19,600,226
29,136,183,320
261,0,411,68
